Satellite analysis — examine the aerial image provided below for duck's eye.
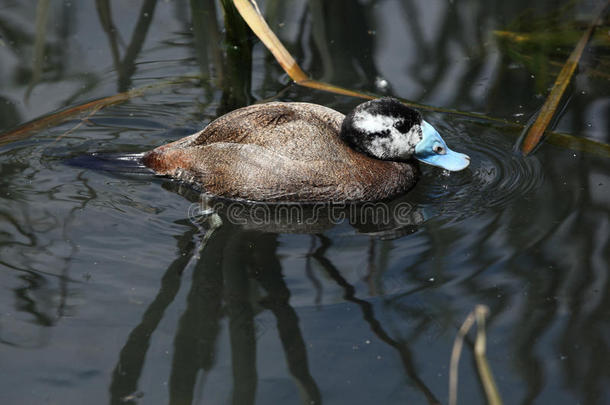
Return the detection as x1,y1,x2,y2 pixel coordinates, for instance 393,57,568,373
433,144,445,154
393,120,410,133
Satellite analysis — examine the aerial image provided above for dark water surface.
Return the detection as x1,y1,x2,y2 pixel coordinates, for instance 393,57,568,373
1,1,609,404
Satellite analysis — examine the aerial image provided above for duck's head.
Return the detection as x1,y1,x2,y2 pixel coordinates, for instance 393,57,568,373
340,97,470,171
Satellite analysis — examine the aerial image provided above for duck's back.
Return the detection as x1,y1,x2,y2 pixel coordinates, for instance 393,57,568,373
143,102,417,202
196,102,346,160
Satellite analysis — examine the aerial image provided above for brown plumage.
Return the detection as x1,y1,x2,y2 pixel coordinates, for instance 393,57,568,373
142,102,418,202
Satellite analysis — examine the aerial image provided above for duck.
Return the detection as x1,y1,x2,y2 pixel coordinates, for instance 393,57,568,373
142,97,470,203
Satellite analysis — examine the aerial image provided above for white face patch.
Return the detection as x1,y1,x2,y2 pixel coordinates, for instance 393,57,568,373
352,111,422,159
352,110,395,134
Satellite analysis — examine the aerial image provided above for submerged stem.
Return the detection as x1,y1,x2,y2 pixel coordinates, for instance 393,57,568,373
520,0,610,155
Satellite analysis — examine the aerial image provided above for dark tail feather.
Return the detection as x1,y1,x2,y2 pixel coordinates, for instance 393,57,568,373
66,152,154,174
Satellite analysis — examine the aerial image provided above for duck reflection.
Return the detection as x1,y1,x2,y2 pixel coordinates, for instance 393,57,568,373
108,197,439,404
177,183,425,238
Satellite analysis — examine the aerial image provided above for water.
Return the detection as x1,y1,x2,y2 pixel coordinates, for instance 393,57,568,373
1,1,609,404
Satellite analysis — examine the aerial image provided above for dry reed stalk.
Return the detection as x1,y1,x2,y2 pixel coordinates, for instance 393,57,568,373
449,305,502,405
521,0,610,154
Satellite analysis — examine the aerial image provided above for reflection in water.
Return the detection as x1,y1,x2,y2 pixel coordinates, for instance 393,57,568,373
109,221,323,405
109,222,196,404
0,0,609,404
109,214,455,404
181,191,426,237
96,0,159,92
248,232,320,405
313,234,441,405
0,160,90,349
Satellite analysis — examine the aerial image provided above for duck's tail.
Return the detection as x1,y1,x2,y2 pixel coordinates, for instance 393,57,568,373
66,152,154,174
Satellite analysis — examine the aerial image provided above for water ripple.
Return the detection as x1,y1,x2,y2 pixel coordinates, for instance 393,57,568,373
412,124,544,220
